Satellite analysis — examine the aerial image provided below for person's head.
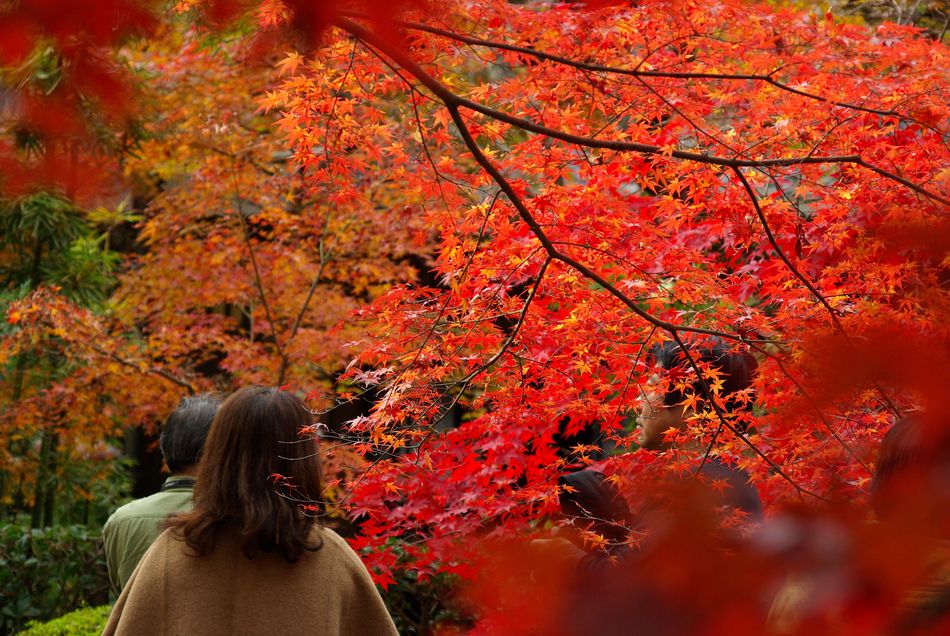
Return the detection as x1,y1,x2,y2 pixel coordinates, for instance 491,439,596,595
169,386,324,562
558,470,635,547
159,393,221,475
872,414,950,533
637,339,758,450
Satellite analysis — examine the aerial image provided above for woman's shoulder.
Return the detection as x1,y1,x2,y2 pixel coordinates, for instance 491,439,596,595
313,527,361,559
131,526,176,561
142,527,190,561
309,527,375,575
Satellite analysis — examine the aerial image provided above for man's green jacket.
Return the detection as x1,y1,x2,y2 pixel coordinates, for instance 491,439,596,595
102,477,195,591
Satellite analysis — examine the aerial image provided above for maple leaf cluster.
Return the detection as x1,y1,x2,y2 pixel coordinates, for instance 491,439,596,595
259,0,949,614
0,1,439,524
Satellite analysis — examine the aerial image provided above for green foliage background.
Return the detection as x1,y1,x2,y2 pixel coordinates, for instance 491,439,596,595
0,525,109,635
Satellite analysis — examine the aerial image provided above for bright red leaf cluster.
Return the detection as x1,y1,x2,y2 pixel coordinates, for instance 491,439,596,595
259,0,949,608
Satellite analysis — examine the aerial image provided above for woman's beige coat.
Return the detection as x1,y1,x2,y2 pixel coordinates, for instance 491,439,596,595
103,526,398,636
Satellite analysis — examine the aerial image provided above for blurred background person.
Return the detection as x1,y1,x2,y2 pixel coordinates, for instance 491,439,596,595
767,413,950,634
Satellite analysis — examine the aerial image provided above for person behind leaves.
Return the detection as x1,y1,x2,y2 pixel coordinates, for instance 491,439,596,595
103,393,220,591
870,414,950,632
103,385,398,636
637,339,763,520
533,469,637,566
551,469,768,635
535,343,768,635
768,414,950,634
558,470,636,551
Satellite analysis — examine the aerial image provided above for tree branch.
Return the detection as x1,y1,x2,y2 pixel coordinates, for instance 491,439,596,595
86,343,196,393
228,160,287,371
733,167,902,418
446,103,819,498
336,17,949,207
346,13,928,122
277,234,329,386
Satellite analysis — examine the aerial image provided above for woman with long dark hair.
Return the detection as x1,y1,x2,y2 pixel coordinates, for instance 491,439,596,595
104,386,398,635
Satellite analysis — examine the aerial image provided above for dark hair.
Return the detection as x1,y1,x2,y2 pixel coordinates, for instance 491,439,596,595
873,416,924,495
872,414,950,521
559,470,635,546
160,394,221,473
871,415,950,627
168,386,324,563
650,339,758,415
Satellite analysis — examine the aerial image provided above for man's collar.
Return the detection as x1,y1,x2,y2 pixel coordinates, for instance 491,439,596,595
161,476,196,491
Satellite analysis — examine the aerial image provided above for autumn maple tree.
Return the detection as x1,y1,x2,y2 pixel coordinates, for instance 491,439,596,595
252,0,949,552
0,6,433,524
2,0,949,633
255,2,949,628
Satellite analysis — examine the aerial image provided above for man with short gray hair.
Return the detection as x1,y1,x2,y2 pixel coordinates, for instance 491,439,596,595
103,394,221,591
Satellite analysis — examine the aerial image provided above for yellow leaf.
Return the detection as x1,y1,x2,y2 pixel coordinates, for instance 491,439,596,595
276,51,304,77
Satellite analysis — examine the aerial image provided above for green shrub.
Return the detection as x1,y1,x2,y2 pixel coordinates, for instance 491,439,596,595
0,525,109,636
18,605,111,636
367,538,473,635
384,566,472,635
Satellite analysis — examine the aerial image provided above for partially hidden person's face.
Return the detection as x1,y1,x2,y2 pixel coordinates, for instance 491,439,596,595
637,373,686,450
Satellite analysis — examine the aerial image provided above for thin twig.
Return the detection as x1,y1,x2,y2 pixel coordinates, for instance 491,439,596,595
86,343,195,393
228,160,287,367
733,167,901,418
